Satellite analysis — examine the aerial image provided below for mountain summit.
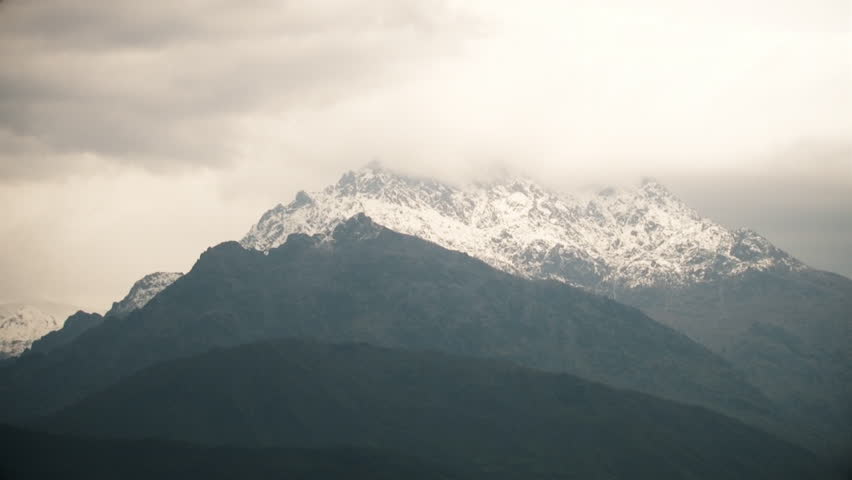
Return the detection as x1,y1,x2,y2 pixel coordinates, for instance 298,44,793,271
241,164,804,291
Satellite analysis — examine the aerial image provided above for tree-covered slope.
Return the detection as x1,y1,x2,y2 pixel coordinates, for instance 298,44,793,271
0,424,463,480
40,339,832,480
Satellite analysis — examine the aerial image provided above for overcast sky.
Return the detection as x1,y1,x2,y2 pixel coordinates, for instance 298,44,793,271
1,0,850,311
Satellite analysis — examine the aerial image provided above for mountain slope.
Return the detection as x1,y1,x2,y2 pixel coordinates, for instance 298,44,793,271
26,311,104,355
105,272,183,317
40,339,832,480
19,272,185,357
623,269,852,454
0,215,770,429
0,424,464,480
0,273,179,360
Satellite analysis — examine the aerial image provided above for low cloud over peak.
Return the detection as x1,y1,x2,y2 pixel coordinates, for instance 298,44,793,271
0,1,849,307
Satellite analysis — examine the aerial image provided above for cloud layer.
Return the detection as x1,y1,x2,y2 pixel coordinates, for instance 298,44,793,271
0,0,471,179
0,0,849,308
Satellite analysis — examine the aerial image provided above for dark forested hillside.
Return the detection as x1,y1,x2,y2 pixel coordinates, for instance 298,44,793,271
39,339,833,480
0,424,464,480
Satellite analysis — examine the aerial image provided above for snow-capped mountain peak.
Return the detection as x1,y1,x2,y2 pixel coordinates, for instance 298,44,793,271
0,303,78,358
106,272,183,317
241,165,805,292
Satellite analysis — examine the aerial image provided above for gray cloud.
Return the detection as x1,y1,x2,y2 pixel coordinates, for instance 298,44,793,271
0,1,849,308
0,0,472,180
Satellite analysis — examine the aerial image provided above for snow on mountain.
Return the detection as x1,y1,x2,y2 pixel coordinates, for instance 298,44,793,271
0,303,78,358
0,271,181,358
106,272,183,317
241,165,805,291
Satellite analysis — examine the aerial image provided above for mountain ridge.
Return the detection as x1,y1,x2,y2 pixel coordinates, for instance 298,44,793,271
241,164,806,291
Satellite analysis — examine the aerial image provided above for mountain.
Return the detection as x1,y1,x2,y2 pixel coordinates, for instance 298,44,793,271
38,339,833,480
623,270,852,453
27,311,103,355
239,165,852,453
0,273,179,360
0,302,78,358
0,425,465,480
22,272,183,356
0,215,770,431
241,165,803,289
105,271,183,317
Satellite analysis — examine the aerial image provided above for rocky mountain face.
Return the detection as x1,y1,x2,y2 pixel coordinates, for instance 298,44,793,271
0,303,78,358
106,272,183,318
242,165,804,291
